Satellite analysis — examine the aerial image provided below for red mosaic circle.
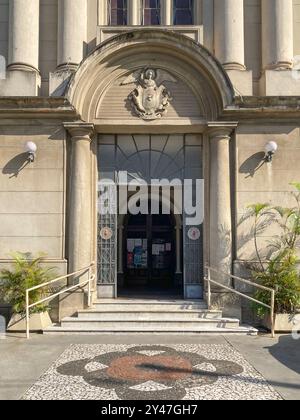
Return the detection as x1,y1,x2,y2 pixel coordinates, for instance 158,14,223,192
107,354,193,382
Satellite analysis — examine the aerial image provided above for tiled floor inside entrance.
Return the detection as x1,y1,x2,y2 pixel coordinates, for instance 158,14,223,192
22,344,281,400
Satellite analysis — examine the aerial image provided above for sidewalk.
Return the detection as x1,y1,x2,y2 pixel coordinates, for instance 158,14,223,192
0,333,299,400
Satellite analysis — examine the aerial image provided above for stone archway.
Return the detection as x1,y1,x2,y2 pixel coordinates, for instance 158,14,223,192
67,29,235,124
64,29,236,303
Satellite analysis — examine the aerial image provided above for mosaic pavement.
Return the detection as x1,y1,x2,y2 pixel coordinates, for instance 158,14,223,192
22,344,282,400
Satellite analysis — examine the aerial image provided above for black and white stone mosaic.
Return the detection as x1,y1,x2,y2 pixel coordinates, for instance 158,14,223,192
22,344,282,400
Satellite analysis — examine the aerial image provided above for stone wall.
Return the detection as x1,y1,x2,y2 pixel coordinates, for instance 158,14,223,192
0,122,67,270
234,124,300,324
0,121,67,322
40,0,58,96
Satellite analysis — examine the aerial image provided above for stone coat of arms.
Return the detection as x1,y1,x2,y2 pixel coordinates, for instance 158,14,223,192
122,68,176,120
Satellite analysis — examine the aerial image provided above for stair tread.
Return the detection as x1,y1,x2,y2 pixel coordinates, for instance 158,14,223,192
45,325,258,333
94,300,206,305
62,317,240,323
77,309,221,314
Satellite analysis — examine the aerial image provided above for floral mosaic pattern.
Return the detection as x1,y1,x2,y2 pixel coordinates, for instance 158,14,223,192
22,344,282,400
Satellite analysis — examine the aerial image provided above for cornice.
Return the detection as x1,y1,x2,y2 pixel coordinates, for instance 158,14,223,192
221,96,300,123
0,97,78,119
0,96,300,124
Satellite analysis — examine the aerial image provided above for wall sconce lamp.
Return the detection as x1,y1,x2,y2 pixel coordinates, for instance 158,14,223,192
264,141,278,163
25,141,37,163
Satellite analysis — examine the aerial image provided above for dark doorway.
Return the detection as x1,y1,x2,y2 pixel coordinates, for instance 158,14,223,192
120,213,182,297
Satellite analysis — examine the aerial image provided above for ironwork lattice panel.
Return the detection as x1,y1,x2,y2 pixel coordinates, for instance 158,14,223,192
97,183,117,285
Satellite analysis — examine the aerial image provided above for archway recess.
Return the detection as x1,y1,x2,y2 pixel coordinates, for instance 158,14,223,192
66,29,235,126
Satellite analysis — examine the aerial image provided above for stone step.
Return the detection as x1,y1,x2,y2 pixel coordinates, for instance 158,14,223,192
76,309,223,320
42,298,258,336
91,300,207,312
44,325,258,336
60,317,241,329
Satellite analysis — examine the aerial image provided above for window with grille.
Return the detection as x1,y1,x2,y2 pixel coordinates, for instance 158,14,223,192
173,0,193,25
108,0,128,25
143,0,161,25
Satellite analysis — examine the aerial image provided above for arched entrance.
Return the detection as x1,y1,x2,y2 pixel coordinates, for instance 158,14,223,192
64,29,236,303
121,212,182,297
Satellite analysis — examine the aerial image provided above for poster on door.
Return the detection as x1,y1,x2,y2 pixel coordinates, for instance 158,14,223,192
127,239,148,269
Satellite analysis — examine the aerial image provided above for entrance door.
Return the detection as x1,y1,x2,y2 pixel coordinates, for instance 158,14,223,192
98,133,204,299
123,213,179,294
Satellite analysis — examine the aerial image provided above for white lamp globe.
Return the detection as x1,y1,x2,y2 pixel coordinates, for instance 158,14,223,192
25,141,37,154
265,141,278,154
25,141,37,153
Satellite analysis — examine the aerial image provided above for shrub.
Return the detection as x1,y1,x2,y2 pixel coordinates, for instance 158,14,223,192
0,253,56,315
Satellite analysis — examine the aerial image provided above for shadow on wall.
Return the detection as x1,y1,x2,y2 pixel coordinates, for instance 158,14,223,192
239,152,265,178
0,306,12,328
2,153,29,178
267,335,300,376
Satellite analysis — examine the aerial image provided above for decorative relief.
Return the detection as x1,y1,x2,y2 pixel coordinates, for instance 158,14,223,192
122,68,176,120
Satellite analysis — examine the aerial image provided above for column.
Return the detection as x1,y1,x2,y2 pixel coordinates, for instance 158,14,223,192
98,0,108,25
214,0,245,70
208,126,234,285
118,227,124,274
8,0,40,72
64,123,94,276
128,0,140,25
262,0,293,70
162,0,172,25
57,0,87,71
175,226,182,274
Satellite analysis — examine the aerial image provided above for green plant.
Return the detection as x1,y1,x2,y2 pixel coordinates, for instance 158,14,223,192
253,249,300,316
0,253,57,315
245,183,300,316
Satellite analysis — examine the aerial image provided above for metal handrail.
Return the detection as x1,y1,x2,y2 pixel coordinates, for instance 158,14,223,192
205,266,276,338
25,262,95,339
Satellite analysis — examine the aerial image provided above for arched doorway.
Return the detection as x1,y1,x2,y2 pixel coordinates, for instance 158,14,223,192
65,29,236,301
121,211,182,297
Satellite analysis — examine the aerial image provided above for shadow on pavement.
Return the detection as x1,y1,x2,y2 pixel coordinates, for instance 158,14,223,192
267,334,300,375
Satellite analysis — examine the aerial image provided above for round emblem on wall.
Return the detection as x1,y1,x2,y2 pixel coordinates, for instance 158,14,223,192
100,227,113,241
188,227,201,241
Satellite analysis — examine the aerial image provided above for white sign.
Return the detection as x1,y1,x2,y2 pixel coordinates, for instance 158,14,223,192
100,227,113,240
188,227,201,241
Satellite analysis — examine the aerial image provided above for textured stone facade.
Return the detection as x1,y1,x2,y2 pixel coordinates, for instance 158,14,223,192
1,1,300,323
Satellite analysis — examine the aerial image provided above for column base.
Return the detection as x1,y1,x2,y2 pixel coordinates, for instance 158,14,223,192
259,69,300,95
57,290,85,321
205,291,242,319
97,284,117,299
184,284,203,299
0,69,41,96
226,69,253,96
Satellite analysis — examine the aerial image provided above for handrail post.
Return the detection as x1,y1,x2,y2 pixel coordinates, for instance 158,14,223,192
271,290,276,339
87,266,92,308
26,290,30,339
207,267,212,310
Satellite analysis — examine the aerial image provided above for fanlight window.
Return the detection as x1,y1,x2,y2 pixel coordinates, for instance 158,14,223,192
143,0,161,25
173,0,194,25
108,0,128,25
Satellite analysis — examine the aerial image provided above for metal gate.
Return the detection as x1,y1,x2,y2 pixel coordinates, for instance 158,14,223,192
97,178,118,297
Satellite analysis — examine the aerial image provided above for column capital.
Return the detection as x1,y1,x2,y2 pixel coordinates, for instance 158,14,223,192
64,122,95,140
206,122,238,139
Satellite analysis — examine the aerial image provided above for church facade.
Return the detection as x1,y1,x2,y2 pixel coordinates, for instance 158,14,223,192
1,0,300,322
